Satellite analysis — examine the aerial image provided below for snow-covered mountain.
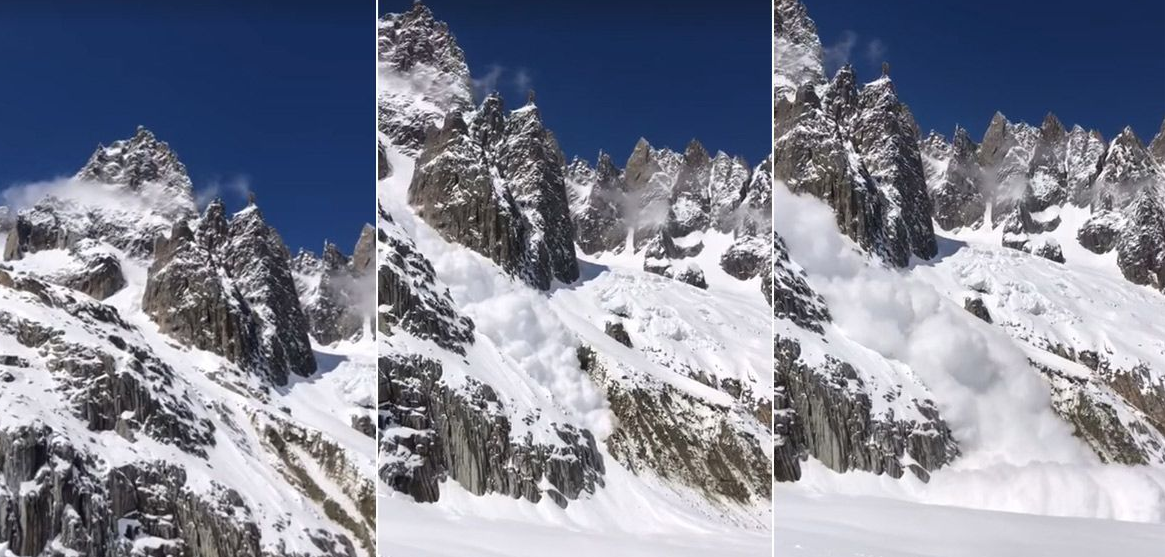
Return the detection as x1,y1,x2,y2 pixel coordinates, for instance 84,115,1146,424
376,4,771,556
775,0,1165,553
0,128,376,556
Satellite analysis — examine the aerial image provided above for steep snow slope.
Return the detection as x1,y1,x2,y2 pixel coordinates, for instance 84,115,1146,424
377,142,770,556
0,133,374,556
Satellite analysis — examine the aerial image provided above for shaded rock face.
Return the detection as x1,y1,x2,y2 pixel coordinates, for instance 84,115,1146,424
294,224,376,345
376,206,474,353
964,297,992,323
408,111,529,283
408,97,579,290
1116,184,1165,289
775,83,907,266
666,140,714,237
498,101,580,284
1150,118,1165,166
143,200,316,385
61,248,127,300
852,77,937,260
568,152,628,255
0,423,356,557
379,353,605,508
223,206,317,381
930,127,986,230
580,347,770,503
1077,211,1123,254
776,336,959,482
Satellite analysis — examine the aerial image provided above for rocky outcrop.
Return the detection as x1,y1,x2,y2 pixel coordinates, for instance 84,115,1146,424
143,200,316,385
294,224,376,345
3,127,197,264
143,212,263,373
408,95,580,291
776,336,959,482
852,77,937,260
498,97,580,284
1116,183,1165,289
377,2,472,154
579,347,769,503
930,126,986,230
964,297,992,323
379,353,605,508
569,152,629,255
775,81,909,266
376,206,474,353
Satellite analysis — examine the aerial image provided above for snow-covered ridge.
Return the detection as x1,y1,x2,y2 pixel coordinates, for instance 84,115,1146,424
0,128,375,557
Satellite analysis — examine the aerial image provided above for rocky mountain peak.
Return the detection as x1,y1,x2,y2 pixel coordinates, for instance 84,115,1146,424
682,138,710,168
76,126,195,207
1041,112,1067,144
823,64,860,124
595,150,620,184
625,137,660,189
1150,118,1165,165
774,0,824,100
472,92,506,148
379,0,467,78
1095,126,1158,208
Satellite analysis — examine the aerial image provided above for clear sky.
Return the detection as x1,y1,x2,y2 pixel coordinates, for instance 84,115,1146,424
0,1,373,254
805,0,1165,145
381,0,772,166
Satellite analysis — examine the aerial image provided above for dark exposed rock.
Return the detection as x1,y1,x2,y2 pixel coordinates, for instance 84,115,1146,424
581,347,769,502
776,336,959,482
61,249,127,300
377,206,474,353
295,224,376,345
775,84,908,266
570,152,629,255
665,139,713,238
498,100,580,284
931,126,987,230
963,297,992,323
379,353,605,506
1150,118,1165,166
1077,211,1123,254
771,233,830,334
604,321,632,348
1116,183,1165,290
408,112,529,283
853,77,937,260
143,215,263,375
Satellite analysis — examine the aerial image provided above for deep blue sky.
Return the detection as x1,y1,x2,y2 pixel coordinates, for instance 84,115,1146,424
806,0,1165,145
381,0,771,165
0,1,373,254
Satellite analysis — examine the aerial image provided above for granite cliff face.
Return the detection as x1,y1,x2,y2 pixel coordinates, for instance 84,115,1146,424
0,129,375,556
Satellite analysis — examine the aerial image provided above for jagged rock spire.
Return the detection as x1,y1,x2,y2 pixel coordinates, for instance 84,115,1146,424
76,126,195,210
